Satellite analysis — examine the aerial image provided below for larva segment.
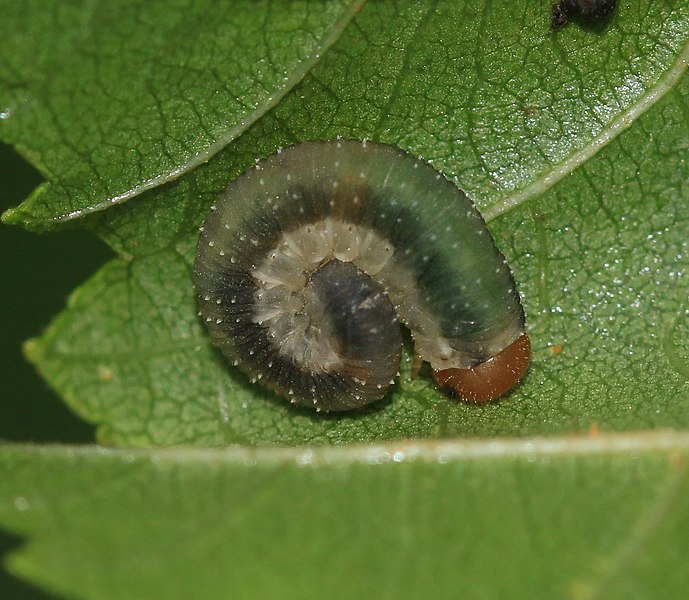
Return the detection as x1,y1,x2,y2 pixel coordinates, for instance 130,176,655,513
194,140,529,411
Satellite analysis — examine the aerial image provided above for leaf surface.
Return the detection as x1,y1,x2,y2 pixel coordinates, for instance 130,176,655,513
3,3,689,597
1,435,688,600
14,1,689,445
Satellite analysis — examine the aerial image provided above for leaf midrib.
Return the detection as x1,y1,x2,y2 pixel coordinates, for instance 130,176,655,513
2,429,687,466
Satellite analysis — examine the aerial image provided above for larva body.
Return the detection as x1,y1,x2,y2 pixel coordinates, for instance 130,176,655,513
194,140,529,411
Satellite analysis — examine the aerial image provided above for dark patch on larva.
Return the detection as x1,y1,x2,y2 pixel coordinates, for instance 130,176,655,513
551,0,616,31
362,193,492,337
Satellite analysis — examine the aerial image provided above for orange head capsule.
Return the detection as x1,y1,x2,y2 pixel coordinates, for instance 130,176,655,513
433,334,531,403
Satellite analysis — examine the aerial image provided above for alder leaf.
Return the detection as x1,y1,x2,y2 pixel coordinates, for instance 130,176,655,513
8,0,689,445
2,3,689,597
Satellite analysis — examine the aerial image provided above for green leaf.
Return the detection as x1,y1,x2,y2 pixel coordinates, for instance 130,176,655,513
1,435,688,600
0,0,361,229
12,0,689,445
3,3,689,598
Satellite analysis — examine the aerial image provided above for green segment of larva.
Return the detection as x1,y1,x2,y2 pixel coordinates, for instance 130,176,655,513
194,140,528,412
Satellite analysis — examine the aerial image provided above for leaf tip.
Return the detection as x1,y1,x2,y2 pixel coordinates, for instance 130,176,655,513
22,338,43,365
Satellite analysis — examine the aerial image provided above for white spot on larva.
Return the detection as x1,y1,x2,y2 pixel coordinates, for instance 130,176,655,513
208,240,215,247
199,226,205,233
204,295,211,301
259,178,265,185
210,204,217,211
332,180,339,189
359,171,366,179
215,318,223,324
215,299,222,304
230,257,237,263
224,223,231,230
335,160,341,168
219,250,225,256
287,174,292,181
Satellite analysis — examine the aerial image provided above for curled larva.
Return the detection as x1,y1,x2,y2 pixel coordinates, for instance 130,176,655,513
194,140,530,412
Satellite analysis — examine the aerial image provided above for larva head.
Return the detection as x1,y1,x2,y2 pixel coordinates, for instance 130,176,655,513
432,334,531,403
